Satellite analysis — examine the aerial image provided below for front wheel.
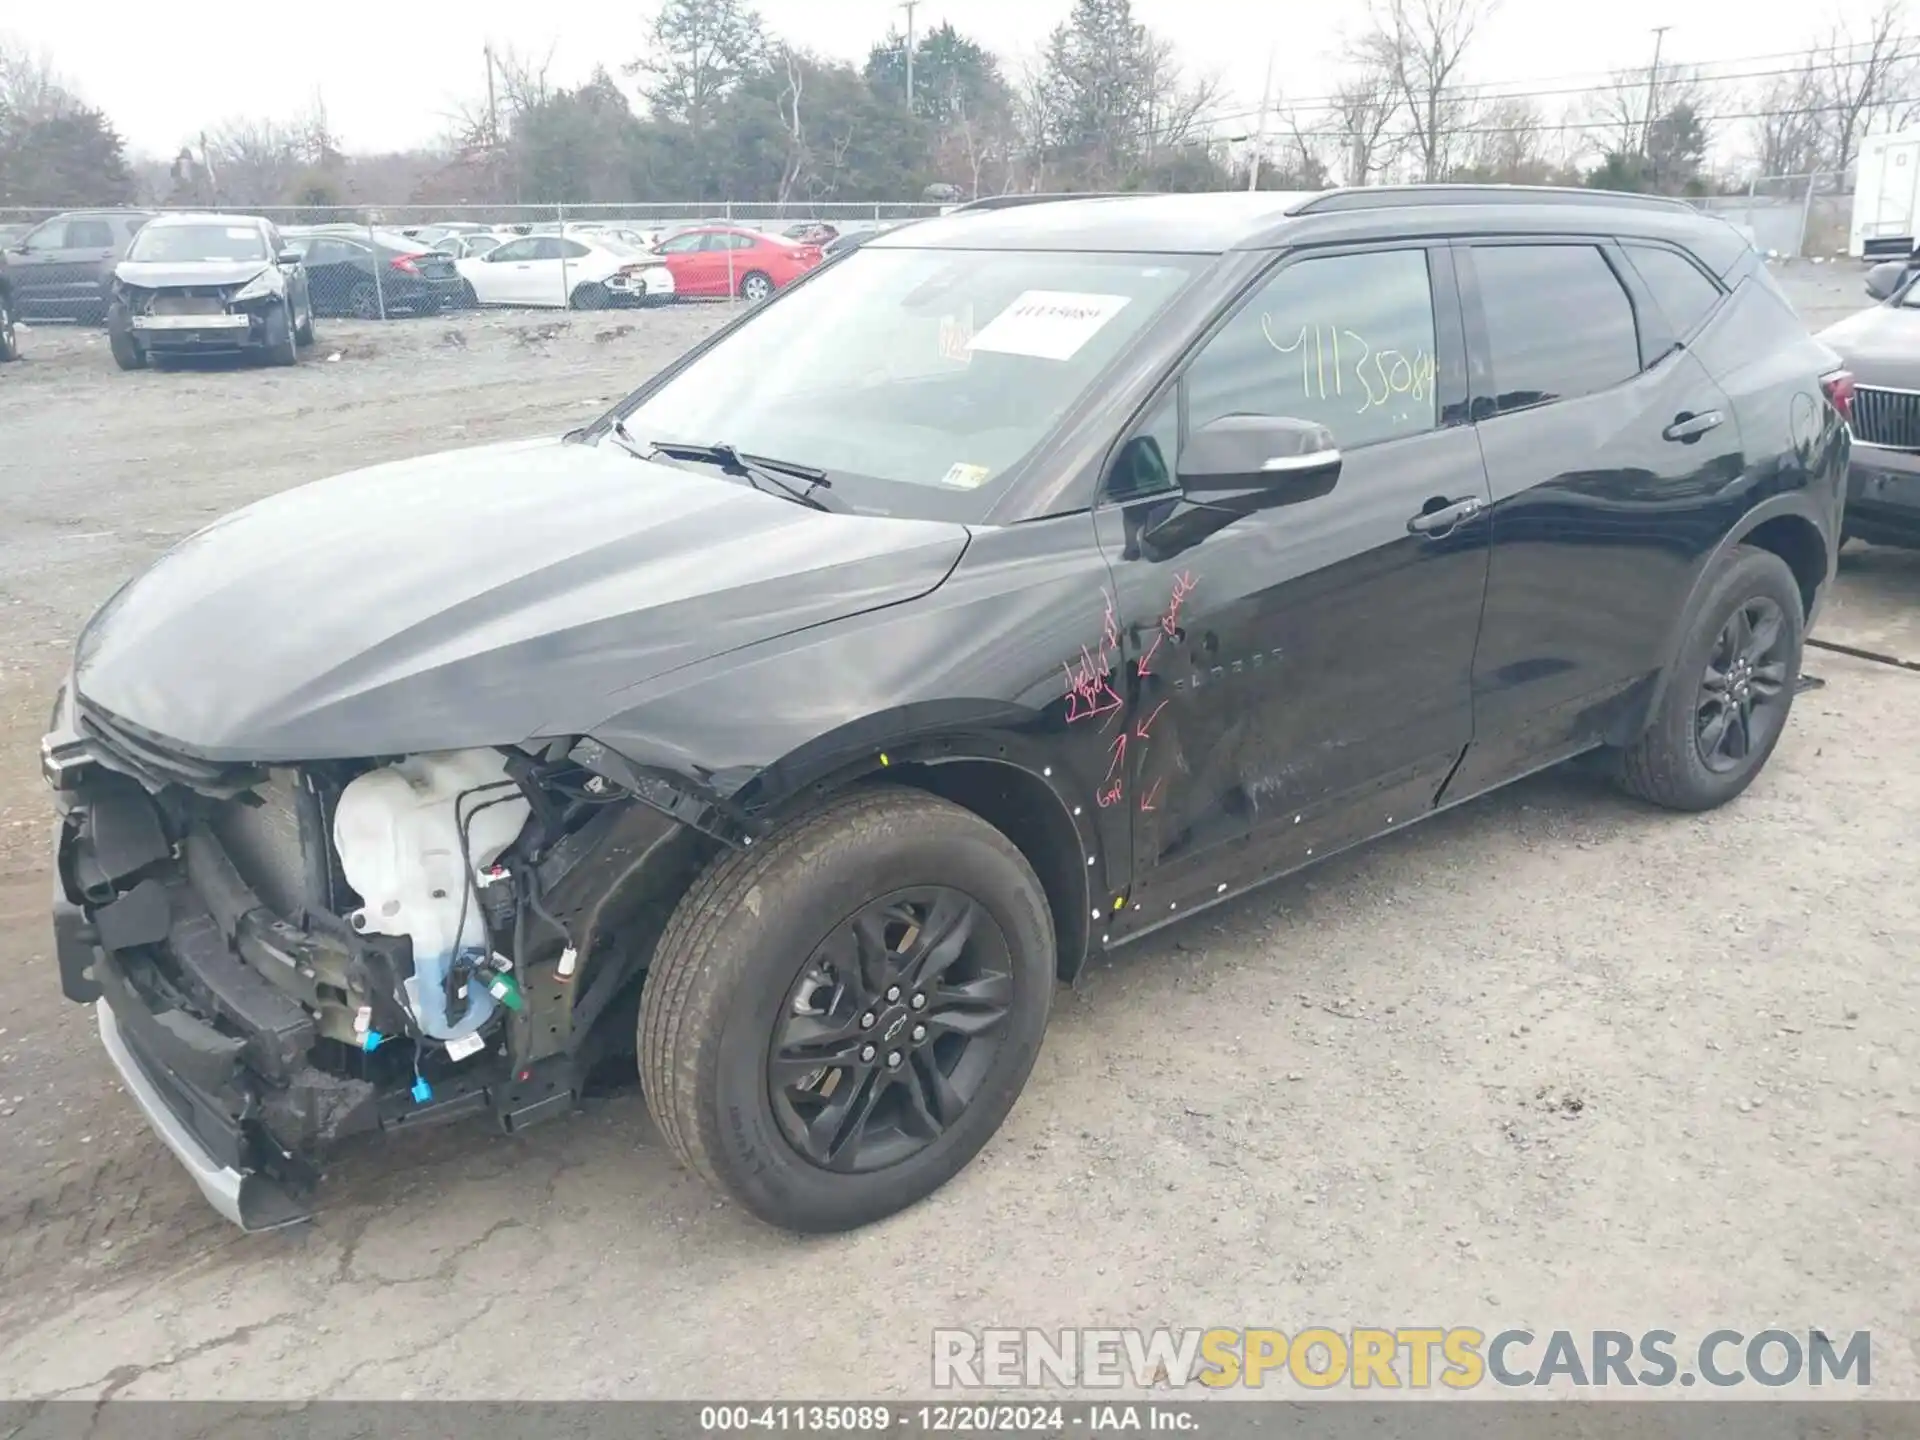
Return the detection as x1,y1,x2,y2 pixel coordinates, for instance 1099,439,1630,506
107,308,145,370
1615,545,1804,811
295,296,315,346
639,787,1055,1232
266,299,299,365
0,289,18,362
570,281,612,310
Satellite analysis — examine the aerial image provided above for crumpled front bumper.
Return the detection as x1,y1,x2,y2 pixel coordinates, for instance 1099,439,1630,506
51,827,314,1231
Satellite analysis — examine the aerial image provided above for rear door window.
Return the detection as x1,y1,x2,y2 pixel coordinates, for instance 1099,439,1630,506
66,219,114,248
1470,244,1639,414
1623,243,1725,340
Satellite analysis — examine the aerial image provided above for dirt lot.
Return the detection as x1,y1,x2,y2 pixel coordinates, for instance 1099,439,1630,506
0,266,1916,1400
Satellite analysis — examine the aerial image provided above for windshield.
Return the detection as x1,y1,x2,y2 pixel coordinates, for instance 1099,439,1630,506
127,222,269,263
616,245,1205,518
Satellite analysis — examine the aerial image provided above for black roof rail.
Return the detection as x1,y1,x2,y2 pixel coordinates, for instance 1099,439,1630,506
1289,184,1696,216
947,191,1156,213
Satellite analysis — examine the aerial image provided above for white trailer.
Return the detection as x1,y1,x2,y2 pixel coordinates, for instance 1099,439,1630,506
1850,128,1920,258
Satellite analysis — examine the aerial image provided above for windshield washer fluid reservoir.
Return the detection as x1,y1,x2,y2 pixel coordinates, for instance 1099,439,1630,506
333,749,531,1041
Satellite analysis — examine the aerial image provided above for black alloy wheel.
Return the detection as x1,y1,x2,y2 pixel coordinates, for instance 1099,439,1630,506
1695,596,1790,774
0,291,17,362
770,887,1013,1173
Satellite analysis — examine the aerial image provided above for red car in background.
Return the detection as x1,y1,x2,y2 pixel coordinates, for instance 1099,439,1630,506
650,226,822,302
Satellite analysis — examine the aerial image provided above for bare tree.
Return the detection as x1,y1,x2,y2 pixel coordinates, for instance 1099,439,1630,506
0,36,75,125
1463,96,1554,182
1354,0,1491,183
774,46,806,206
1816,0,1914,178
1326,66,1402,184
1584,62,1705,159
1137,34,1223,168
1748,61,1827,178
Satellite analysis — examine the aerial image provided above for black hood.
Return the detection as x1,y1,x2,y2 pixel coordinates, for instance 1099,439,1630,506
75,437,970,761
116,259,272,290
1818,303,1920,389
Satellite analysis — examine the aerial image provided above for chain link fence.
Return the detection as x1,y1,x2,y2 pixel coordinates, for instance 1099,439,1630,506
0,201,950,323
1688,174,1853,261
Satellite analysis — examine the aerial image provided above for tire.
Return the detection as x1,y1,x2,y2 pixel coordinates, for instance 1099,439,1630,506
570,282,612,311
455,279,478,310
348,281,381,320
266,299,299,366
639,786,1055,1233
0,288,17,362
296,297,315,346
107,309,145,371
1616,545,1804,812
739,270,774,302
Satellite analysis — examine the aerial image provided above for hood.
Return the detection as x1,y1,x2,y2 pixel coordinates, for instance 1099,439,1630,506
1817,303,1920,387
75,437,971,761
115,260,273,290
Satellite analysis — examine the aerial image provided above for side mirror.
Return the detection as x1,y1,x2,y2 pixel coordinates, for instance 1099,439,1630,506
1138,415,1343,563
1865,260,1908,301
1177,414,1343,492
277,249,302,266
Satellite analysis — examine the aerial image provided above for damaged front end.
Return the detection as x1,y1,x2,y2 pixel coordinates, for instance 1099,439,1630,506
116,268,285,353
44,683,708,1231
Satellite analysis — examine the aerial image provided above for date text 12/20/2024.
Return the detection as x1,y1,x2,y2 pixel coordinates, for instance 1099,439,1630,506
698,1404,1200,1433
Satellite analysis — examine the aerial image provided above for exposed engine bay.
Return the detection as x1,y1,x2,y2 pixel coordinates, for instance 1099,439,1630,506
49,704,715,1229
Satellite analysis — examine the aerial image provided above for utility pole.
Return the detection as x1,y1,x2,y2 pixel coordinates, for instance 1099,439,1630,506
1642,25,1670,157
484,43,500,149
900,0,919,114
1248,48,1276,191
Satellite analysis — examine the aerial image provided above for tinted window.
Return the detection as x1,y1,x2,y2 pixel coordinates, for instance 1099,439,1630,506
66,219,113,248
490,238,539,262
1186,248,1441,451
1473,245,1638,414
1624,243,1724,338
658,233,703,254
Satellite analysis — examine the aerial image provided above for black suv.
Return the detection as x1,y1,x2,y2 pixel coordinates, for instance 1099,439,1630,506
43,186,1849,1235
5,209,155,323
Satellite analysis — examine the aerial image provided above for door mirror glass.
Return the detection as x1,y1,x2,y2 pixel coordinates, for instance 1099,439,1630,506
277,249,302,266
1177,413,1343,493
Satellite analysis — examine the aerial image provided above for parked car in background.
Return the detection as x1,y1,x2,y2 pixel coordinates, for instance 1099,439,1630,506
106,213,313,371
0,222,32,250
783,221,839,246
648,225,823,301
433,232,504,261
282,227,466,317
1816,263,1920,548
4,209,154,323
457,232,669,309
0,246,18,362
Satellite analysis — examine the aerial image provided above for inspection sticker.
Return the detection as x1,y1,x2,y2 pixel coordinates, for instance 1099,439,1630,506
968,291,1132,361
939,462,993,489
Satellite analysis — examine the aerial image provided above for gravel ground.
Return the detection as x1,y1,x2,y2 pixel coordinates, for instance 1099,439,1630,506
0,266,1916,1400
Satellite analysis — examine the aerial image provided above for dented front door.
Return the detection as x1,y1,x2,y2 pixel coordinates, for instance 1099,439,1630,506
1088,242,1493,932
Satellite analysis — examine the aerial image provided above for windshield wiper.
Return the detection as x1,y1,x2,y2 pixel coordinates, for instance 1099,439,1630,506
641,438,839,512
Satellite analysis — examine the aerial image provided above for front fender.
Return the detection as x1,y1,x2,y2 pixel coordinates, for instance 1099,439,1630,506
570,514,1133,922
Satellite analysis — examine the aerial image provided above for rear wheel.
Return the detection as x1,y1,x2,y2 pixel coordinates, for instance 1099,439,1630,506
1616,545,1803,811
739,270,774,302
639,787,1055,1232
570,281,612,310
348,281,381,320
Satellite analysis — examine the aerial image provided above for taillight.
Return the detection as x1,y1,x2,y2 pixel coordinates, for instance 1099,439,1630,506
390,253,428,275
799,246,822,264
1822,369,1855,424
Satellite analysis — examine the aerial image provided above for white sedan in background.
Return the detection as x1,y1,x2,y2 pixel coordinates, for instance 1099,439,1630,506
455,233,674,309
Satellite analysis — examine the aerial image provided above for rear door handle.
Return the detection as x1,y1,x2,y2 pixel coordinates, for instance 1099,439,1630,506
1663,410,1724,442
1407,496,1484,535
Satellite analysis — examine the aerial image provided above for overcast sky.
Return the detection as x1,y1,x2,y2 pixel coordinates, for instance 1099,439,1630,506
7,0,1842,162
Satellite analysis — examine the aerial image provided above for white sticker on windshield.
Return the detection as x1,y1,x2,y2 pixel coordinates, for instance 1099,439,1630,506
225,227,255,239
967,291,1131,361
940,463,993,489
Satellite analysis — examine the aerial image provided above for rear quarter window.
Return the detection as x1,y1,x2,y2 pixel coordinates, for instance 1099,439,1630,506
1623,243,1725,339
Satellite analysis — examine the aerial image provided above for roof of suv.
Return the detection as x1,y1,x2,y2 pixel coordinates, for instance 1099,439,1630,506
872,185,1738,263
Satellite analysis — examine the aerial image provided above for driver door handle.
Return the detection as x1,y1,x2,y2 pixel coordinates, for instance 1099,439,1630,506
1407,495,1484,535
1663,409,1724,442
